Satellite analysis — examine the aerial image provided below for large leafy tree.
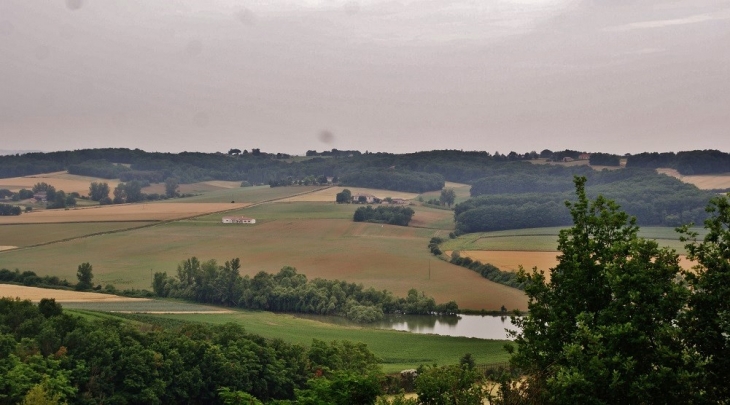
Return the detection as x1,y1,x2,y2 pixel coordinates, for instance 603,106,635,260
680,193,730,403
506,177,692,404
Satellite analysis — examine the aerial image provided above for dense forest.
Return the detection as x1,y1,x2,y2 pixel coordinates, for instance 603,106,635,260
152,259,459,323
627,149,730,175
0,297,387,404
456,172,716,233
353,206,415,226
3,148,727,191
494,179,730,404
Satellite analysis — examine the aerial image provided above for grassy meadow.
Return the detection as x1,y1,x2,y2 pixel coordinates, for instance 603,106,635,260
0,222,155,248
0,184,527,311
134,309,512,373
441,226,707,254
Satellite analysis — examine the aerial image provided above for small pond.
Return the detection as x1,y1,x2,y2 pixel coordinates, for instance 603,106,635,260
296,313,520,340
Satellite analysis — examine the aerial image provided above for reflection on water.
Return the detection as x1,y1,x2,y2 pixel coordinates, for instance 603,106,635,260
295,313,519,340
375,314,518,340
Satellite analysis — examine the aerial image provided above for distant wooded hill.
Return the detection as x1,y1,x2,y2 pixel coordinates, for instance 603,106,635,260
1,148,726,230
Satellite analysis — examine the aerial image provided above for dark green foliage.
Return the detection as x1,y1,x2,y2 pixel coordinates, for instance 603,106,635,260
588,152,620,166
0,204,21,216
428,237,444,255
628,149,730,174
75,263,93,291
680,193,730,403
341,169,444,193
46,190,67,209
118,169,165,183
414,364,484,405
449,257,523,290
88,182,110,201
154,260,457,321
164,177,180,198
296,371,382,405
353,206,415,226
457,172,715,232
505,177,693,404
336,188,352,203
0,298,382,404
0,269,71,288
113,181,145,203
68,159,130,179
17,189,34,200
440,188,456,207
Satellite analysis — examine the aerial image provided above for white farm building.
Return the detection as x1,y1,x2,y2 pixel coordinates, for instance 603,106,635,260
222,216,256,224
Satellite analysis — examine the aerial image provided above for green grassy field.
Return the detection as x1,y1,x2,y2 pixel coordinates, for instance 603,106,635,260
0,221,156,248
61,299,229,313
0,200,527,311
441,226,707,253
140,309,511,373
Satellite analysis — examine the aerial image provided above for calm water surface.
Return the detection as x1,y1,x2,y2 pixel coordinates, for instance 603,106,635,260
296,314,519,340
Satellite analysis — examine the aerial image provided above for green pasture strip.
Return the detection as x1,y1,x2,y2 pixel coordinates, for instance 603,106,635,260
0,222,156,248
170,185,323,203
61,299,226,313
192,201,358,222
441,226,708,253
144,310,510,373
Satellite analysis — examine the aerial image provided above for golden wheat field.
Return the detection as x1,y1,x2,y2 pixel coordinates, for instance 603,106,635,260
0,202,249,224
0,171,122,195
277,187,418,202
657,168,730,190
0,284,149,302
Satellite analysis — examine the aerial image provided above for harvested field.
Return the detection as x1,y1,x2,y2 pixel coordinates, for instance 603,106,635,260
0,216,528,311
278,187,417,202
0,202,248,224
409,206,456,229
0,284,148,302
0,171,121,195
657,168,730,190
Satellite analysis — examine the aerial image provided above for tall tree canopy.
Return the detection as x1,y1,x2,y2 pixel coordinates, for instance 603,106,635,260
506,177,692,404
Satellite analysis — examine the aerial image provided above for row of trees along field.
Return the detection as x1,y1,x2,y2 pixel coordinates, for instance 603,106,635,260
4,148,726,193
0,297,389,404
490,178,730,404
456,172,716,233
353,206,415,226
152,262,458,323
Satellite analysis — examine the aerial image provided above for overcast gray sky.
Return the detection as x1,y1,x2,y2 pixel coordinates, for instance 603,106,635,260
1,0,729,155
